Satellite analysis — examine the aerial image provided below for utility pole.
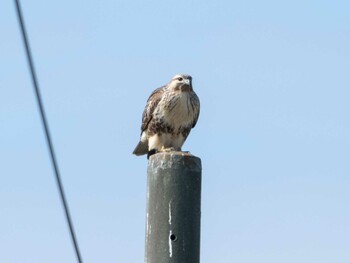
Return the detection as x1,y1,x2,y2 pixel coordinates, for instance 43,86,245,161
145,152,202,263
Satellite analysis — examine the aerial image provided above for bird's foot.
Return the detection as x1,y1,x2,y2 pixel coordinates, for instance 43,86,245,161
163,147,176,152
148,147,184,159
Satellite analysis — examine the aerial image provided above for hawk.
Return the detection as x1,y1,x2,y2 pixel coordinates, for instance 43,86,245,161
133,74,200,158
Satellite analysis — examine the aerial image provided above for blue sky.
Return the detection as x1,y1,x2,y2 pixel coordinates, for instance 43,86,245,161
1,0,350,262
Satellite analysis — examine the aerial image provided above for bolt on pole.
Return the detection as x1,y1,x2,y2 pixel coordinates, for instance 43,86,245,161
145,152,202,263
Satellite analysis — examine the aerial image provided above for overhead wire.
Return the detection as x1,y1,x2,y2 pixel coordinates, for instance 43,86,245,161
13,1,83,262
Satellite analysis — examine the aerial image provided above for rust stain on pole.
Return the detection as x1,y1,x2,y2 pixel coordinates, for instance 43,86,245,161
145,151,202,263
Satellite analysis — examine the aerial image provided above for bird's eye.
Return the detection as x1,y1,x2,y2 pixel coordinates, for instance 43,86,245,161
178,77,183,81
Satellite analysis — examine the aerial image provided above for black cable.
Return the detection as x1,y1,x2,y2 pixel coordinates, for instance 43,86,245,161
14,1,83,262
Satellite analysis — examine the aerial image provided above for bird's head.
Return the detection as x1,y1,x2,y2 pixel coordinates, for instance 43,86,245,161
168,74,193,92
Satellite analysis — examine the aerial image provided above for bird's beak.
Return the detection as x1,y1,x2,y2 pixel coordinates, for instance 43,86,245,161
184,79,190,85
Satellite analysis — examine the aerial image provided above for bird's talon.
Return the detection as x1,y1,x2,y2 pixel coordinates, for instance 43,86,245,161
164,147,176,152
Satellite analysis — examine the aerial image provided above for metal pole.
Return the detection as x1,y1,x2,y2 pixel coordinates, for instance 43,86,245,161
145,152,202,263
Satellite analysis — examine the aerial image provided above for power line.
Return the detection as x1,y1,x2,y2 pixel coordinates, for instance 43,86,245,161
13,1,83,262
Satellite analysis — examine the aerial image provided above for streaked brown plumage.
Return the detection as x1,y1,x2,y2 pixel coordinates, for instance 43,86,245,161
133,74,200,157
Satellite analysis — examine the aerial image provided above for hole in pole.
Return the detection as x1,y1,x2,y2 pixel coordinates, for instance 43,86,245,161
170,234,177,241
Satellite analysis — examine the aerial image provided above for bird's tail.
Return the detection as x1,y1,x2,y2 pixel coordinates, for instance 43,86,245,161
132,141,148,156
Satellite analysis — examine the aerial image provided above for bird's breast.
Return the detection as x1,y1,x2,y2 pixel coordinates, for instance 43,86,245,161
156,91,196,130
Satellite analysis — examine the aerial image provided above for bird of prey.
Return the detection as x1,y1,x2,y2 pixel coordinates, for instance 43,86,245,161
133,74,200,158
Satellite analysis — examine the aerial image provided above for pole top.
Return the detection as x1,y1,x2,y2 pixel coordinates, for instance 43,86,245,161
148,151,201,172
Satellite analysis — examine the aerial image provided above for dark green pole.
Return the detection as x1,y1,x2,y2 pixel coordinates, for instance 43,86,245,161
145,152,202,263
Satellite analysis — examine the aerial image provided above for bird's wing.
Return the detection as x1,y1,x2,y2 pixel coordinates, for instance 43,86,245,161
191,92,200,128
141,86,166,133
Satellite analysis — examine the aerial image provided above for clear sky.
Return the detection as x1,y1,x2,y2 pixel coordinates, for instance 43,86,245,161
1,0,350,262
